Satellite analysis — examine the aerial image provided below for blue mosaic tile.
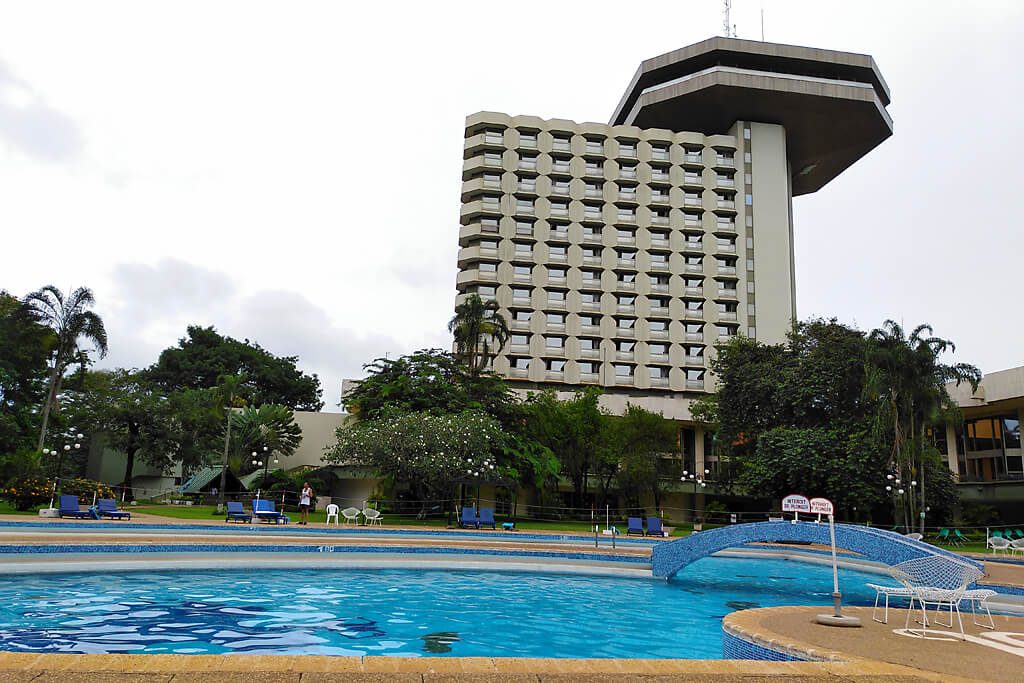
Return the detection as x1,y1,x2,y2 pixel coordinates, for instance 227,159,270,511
652,521,983,578
721,631,808,661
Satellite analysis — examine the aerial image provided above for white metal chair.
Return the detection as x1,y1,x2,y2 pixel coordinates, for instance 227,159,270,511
363,507,382,526
961,588,997,629
892,556,985,640
987,536,1011,555
904,532,923,541
325,503,339,525
341,507,361,525
866,582,914,624
1009,538,1024,556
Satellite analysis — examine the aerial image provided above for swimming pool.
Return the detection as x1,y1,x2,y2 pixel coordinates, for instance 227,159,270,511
0,557,881,658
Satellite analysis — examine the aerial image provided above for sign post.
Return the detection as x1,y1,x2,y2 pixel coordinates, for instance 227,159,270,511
810,497,861,628
781,494,810,522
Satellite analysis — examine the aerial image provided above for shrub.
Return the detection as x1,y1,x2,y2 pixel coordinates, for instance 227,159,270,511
2,476,115,510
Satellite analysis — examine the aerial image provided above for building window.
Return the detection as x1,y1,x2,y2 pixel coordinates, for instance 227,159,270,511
546,312,566,324
580,291,601,304
511,287,531,299
615,340,635,352
649,343,669,355
550,201,569,216
649,366,669,379
617,317,636,330
547,290,567,302
479,262,497,272
615,364,634,377
546,359,566,372
514,265,532,277
579,361,599,374
477,286,496,298
510,334,530,346
548,267,567,279
579,315,600,327
516,198,534,214
511,357,530,370
548,244,567,257
519,131,537,148
649,320,668,332
618,272,636,284
616,295,635,306
545,336,565,349
515,220,534,236
512,309,531,321
580,337,600,350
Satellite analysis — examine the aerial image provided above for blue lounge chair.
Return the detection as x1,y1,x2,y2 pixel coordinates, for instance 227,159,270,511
96,498,130,520
252,499,289,524
626,517,644,536
59,495,97,519
225,501,252,524
478,507,497,530
646,516,663,537
459,506,478,529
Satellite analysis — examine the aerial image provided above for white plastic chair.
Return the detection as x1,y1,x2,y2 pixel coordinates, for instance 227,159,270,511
325,503,339,525
341,507,361,525
363,508,382,526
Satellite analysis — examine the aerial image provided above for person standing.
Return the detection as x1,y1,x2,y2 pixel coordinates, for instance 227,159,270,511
299,482,313,525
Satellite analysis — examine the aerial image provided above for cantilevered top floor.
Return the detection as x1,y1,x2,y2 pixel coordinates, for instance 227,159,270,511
610,37,892,196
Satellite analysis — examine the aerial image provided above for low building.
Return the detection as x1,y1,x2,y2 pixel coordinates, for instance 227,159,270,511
944,366,1024,517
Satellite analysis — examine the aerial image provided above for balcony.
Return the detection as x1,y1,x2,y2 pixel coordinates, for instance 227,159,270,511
616,235,636,246
548,253,567,264
616,280,635,292
580,325,600,336
510,319,530,331
509,343,530,354
683,241,704,253
544,370,565,381
616,214,637,225
686,379,705,390
650,169,671,183
684,263,704,274
718,311,738,322
648,352,669,364
651,215,669,226
718,289,739,299
583,255,602,266
650,377,669,388
649,329,669,340
650,283,669,294
551,161,571,175
619,167,638,180
650,193,670,205
546,299,567,310
684,286,704,297
684,308,704,320
649,261,670,272
579,372,599,384
550,205,570,218
717,266,736,276
619,148,637,160
651,150,670,162
583,210,602,221
483,132,504,145
512,272,532,284
618,192,639,204
716,222,737,233
585,187,603,199
518,158,538,172
512,295,531,307
650,236,670,249
617,258,638,269
517,182,537,195
649,305,669,317
684,153,703,165
683,173,703,187
683,217,701,228
585,143,603,156
509,367,529,378
515,204,535,217
717,198,736,211
616,302,636,314
584,165,604,178
550,184,570,197
547,274,567,286
717,243,737,254
616,327,636,338
519,137,537,150
616,351,635,361
685,332,704,342
581,301,602,312
579,347,600,359
549,228,569,241
615,375,635,386
717,177,736,189
684,355,705,367
684,195,703,207
581,231,602,245
715,155,735,168
552,139,571,153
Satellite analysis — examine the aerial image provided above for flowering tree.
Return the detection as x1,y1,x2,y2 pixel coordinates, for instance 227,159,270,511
325,410,506,504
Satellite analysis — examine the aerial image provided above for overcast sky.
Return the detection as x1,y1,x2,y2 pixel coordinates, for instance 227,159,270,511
2,1,1022,411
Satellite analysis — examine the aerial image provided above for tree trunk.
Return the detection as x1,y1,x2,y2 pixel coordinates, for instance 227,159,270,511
36,366,61,451
217,409,231,512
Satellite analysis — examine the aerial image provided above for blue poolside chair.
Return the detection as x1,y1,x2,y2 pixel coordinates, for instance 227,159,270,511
478,507,497,530
646,517,663,537
626,517,644,536
225,501,252,524
992,530,1003,538
96,498,130,520
59,495,97,519
1014,529,1024,540
459,506,478,529
252,499,289,524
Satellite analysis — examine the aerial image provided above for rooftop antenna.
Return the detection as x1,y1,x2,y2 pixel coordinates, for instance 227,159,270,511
722,0,738,38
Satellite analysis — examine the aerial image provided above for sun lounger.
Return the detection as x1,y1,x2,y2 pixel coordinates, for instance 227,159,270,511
58,495,97,519
459,507,478,529
252,499,289,524
478,507,497,530
96,498,130,520
646,517,664,537
225,501,252,523
626,517,644,536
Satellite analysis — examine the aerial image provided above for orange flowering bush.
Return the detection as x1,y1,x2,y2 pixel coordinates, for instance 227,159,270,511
2,476,115,510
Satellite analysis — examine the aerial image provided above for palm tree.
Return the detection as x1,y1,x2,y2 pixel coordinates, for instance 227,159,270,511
866,320,980,532
24,286,108,451
213,372,250,511
448,294,510,374
230,404,303,488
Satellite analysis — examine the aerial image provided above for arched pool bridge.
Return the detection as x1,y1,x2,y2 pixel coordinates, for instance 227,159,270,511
651,520,982,578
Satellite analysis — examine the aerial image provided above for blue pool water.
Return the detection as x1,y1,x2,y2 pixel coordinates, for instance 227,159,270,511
0,557,881,658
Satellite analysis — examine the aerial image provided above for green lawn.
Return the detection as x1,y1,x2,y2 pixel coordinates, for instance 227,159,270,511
0,501,42,515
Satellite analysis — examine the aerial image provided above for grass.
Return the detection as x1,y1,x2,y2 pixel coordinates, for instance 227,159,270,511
0,501,43,515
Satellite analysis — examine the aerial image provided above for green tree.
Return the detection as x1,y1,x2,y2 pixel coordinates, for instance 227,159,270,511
865,321,980,532
448,294,510,374
343,349,518,425
66,370,179,496
213,373,251,509
325,410,505,514
146,326,323,411
520,388,605,508
607,405,678,510
0,292,51,458
229,404,302,488
23,285,108,451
